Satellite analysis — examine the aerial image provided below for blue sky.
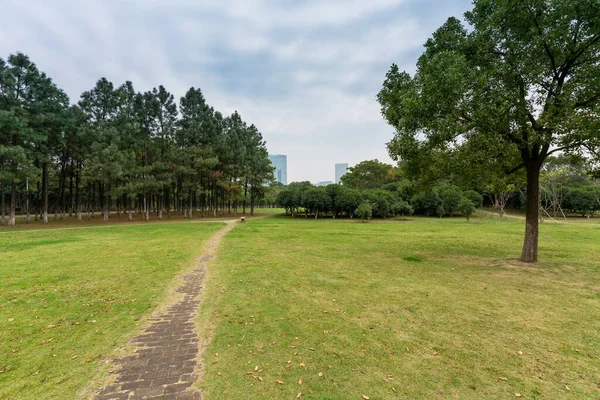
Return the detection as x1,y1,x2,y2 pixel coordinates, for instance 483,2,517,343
1,0,473,183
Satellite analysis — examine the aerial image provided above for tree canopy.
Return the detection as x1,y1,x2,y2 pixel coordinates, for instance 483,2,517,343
340,159,398,190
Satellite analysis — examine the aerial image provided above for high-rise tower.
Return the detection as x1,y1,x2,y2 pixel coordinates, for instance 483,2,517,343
268,154,288,185
335,163,348,184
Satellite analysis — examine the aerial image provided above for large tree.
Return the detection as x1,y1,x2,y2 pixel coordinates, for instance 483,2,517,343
340,159,398,190
378,0,600,262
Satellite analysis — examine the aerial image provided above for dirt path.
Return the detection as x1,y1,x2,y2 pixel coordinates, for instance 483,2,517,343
94,221,236,400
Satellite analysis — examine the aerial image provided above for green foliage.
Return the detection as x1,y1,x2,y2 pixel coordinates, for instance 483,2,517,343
0,51,275,224
354,201,373,222
340,159,398,190
437,184,463,216
563,187,598,217
458,197,476,221
463,190,483,208
411,190,442,217
301,187,331,217
391,199,414,218
377,0,600,261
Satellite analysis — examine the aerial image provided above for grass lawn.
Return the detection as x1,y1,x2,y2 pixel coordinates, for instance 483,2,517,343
0,221,224,399
198,216,600,399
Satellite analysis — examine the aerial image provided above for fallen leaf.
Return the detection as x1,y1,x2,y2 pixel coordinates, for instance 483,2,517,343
275,380,284,384
517,351,523,356
299,362,306,367
362,396,370,400
298,378,303,385
71,355,78,360
565,386,571,391
258,376,263,381
318,372,323,377
255,366,259,371
297,393,302,399
498,377,508,381
8,318,14,322
217,371,222,376
515,393,522,398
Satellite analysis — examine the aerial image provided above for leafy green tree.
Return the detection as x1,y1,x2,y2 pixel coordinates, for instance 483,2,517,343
463,190,483,208
301,187,331,218
355,201,373,222
458,197,476,222
336,188,362,218
340,159,398,190
411,190,442,216
378,0,600,262
437,184,463,217
391,199,413,219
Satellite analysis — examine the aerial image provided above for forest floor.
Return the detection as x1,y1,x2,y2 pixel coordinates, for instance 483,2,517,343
197,215,600,399
1,214,599,399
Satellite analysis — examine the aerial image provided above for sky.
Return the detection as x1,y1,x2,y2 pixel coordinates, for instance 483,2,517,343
1,0,473,183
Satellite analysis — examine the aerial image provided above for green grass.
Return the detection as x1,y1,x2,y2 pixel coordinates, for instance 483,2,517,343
0,221,224,399
198,216,600,399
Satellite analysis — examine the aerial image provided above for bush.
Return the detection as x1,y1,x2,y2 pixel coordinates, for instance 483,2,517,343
463,189,483,208
354,201,373,222
411,190,442,216
458,197,476,222
391,200,414,218
438,184,463,216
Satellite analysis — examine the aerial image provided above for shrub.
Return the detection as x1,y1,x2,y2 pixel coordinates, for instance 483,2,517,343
458,197,476,222
355,201,373,222
463,189,483,208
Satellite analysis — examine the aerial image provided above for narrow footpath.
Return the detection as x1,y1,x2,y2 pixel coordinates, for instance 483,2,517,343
94,221,237,400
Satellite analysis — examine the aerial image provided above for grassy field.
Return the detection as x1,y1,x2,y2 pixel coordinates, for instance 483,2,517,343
198,216,600,399
0,221,224,399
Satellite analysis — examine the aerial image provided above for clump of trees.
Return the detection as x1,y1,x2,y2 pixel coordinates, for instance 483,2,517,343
0,53,274,226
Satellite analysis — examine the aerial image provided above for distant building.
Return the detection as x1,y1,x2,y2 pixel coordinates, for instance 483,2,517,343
335,163,348,184
268,154,287,185
317,181,333,187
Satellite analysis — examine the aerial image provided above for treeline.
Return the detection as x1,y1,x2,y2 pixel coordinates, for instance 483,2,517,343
276,180,482,221
277,157,600,221
0,53,274,225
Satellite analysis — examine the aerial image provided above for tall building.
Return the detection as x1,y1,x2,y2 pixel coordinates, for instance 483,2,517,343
268,154,288,185
335,163,348,184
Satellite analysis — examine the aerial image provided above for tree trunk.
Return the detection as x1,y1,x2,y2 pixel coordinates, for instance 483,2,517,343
189,188,193,219
76,162,82,221
103,183,110,221
68,160,74,217
1,182,5,226
520,162,541,263
42,162,49,224
9,182,16,226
